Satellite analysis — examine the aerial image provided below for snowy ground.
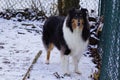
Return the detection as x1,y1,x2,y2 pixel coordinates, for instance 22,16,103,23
0,18,97,80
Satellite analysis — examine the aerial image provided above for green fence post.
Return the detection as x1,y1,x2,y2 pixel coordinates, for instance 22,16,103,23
100,0,120,80
99,0,105,16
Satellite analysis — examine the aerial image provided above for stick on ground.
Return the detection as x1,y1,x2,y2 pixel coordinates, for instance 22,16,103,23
22,50,42,80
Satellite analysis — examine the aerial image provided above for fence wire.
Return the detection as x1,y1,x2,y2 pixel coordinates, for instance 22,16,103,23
0,0,99,21
0,0,99,15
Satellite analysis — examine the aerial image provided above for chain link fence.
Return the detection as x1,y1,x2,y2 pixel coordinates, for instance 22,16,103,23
80,0,99,17
0,0,58,16
0,0,100,20
99,0,120,79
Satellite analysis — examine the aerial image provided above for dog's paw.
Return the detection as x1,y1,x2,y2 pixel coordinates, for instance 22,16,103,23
62,70,71,76
75,70,81,75
45,60,49,64
64,73,71,77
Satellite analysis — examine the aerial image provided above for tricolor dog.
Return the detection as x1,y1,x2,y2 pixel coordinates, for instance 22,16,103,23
42,8,90,75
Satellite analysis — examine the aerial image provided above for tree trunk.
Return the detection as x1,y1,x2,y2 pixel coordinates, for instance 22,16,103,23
58,0,80,16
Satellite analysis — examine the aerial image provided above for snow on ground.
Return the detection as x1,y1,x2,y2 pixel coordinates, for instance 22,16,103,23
0,18,97,80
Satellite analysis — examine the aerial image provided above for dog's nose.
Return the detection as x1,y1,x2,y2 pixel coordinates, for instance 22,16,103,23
78,22,80,26
78,19,80,26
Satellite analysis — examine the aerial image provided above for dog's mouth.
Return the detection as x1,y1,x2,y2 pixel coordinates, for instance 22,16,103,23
77,19,80,26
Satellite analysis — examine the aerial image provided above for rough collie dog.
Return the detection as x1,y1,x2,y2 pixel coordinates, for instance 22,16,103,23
42,8,90,75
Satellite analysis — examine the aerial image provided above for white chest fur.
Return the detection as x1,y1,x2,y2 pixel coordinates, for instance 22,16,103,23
63,20,88,56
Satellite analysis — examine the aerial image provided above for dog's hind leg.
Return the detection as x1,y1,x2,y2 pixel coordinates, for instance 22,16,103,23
45,43,54,64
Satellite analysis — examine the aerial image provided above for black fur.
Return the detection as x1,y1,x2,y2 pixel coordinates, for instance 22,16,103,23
66,8,75,32
81,8,90,41
42,8,90,55
66,8,90,41
42,16,70,55
66,8,82,32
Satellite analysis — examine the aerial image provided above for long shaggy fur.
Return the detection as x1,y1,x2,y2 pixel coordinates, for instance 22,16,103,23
42,8,90,75
42,16,70,54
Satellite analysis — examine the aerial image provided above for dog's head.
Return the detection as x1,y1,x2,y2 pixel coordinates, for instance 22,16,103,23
66,8,90,41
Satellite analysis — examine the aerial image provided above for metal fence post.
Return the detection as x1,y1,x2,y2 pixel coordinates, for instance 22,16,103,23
100,0,120,80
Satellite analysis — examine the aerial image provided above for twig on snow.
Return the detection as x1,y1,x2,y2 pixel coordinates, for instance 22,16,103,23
22,50,42,80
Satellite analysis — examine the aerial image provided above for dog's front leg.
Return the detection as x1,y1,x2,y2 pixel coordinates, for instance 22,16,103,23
72,56,81,74
61,54,70,76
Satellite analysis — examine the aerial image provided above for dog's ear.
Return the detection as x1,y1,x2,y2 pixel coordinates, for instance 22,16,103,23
81,8,89,18
66,8,76,32
81,8,89,27
81,8,90,41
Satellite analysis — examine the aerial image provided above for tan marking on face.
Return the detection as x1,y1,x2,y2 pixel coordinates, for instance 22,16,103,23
72,19,84,30
72,19,77,29
79,19,84,30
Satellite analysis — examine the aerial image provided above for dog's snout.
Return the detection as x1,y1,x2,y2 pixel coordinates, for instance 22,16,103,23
78,22,80,26
78,19,80,26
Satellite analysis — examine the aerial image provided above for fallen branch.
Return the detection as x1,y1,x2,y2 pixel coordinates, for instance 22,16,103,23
21,23,36,28
22,50,42,80
53,72,64,79
53,72,61,79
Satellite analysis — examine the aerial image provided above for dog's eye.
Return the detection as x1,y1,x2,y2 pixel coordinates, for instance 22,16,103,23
75,14,78,18
75,14,80,19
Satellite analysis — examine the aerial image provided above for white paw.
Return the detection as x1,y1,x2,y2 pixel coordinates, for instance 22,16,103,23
45,60,49,64
75,70,81,75
64,72,71,76
63,70,71,76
